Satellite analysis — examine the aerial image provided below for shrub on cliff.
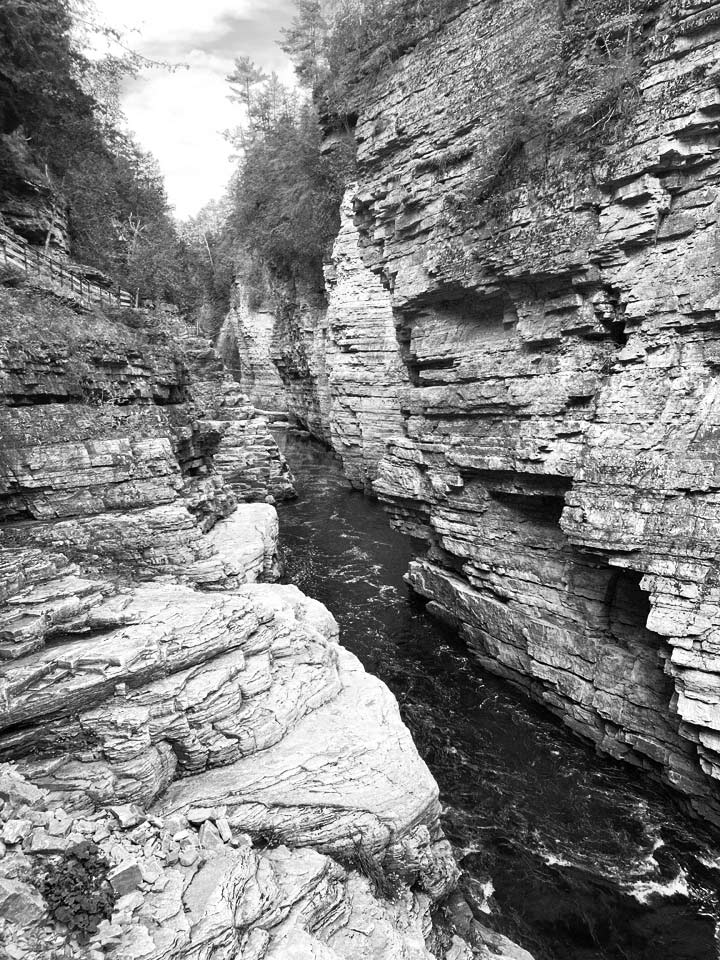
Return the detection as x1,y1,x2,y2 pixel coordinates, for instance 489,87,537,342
38,841,115,942
282,0,470,116
228,100,351,279
216,66,355,304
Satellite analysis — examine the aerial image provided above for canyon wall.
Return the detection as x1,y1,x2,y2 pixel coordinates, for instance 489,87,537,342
0,280,504,958
223,191,411,490
224,0,720,828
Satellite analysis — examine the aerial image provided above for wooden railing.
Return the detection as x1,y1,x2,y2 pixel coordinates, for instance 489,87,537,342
0,225,136,308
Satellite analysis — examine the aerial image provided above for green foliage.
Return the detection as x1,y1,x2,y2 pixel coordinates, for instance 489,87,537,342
333,836,405,901
229,100,352,279
0,0,194,309
555,0,650,139
179,200,238,335
282,0,470,115
213,64,355,311
0,0,94,147
39,841,115,943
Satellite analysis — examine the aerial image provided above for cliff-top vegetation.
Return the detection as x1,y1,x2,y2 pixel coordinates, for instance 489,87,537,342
0,0,197,309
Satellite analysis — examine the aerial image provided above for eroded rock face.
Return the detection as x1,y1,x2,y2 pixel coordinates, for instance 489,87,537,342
0,763,520,960
222,192,411,491
223,1,720,827
356,0,720,826
0,288,492,958
217,288,290,418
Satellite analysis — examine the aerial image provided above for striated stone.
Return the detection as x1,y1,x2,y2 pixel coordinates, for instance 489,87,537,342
0,878,44,925
108,860,143,897
0,280,515,957
233,0,720,830
109,804,144,829
2,819,32,845
26,830,67,854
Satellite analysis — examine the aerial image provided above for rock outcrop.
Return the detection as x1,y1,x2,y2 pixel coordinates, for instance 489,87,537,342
224,191,410,491
221,0,720,829
0,281,495,958
216,288,289,419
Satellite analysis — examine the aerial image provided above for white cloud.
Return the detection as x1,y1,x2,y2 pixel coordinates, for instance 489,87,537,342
92,0,297,218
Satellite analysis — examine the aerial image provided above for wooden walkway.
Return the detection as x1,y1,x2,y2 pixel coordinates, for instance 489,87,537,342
0,225,136,308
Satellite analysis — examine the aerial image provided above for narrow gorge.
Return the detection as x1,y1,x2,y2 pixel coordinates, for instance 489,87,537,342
2,0,720,958
224,0,720,839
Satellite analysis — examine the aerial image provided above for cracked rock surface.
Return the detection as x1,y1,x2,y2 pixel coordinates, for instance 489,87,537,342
219,0,720,828
0,288,507,957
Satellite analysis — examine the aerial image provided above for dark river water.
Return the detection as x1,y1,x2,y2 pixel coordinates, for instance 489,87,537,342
275,432,720,960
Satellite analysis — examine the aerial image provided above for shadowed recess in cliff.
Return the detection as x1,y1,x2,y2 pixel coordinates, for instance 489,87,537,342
396,288,514,387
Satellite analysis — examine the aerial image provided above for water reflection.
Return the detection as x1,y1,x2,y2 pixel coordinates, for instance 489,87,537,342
276,432,720,960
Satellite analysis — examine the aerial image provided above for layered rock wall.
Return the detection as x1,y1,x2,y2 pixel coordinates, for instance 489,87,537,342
226,0,720,827
0,281,491,957
216,289,289,417
223,192,411,490
361,0,720,826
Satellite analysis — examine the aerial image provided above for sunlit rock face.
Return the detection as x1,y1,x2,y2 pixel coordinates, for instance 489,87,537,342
0,760,519,960
0,289,484,958
321,189,413,490
229,0,720,827
336,0,720,826
216,287,290,417
221,191,411,491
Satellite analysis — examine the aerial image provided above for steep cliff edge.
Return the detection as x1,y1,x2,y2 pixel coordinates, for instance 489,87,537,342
0,280,503,958
223,0,720,829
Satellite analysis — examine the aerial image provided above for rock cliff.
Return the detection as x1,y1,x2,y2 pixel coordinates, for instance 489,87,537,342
0,280,495,958
222,0,720,829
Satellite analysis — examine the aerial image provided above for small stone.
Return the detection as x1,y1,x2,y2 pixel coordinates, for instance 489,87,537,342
25,810,48,827
26,830,67,854
0,878,44,924
93,824,111,843
179,846,198,867
47,817,71,837
198,820,224,855
109,804,144,830
215,817,232,843
163,815,187,834
185,807,214,825
108,860,143,896
109,842,128,863
116,890,144,914
139,858,162,886
0,773,43,812
2,820,32,845
95,918,124,946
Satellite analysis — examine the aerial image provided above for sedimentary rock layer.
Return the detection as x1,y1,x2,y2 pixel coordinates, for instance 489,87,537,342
363,0,720,826
0,284,497,958
226,0,720,827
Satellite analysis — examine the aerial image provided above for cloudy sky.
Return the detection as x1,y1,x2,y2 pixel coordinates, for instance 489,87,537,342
93,0,297,218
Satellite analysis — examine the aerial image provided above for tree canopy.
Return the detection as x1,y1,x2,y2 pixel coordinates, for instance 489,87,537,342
0,0,193,308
